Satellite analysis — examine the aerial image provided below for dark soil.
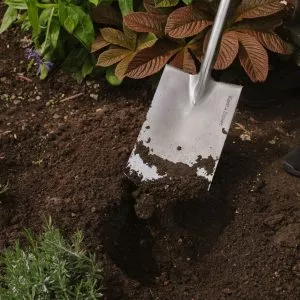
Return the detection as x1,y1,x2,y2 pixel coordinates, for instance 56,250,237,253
1,23,300,300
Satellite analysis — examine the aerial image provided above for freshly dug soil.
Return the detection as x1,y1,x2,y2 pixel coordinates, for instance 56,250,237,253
1,22,300,300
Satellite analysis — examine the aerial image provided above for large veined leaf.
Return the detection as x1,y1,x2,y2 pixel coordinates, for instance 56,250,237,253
100,28,132,49
97,48,132,67
91,4,121,25
136,32,158,50
232,14,283,32
165,5,212,38
115,53,135,79
237,31,268,82
95,28,158,80
91,35,110,53
204,31,239,70
245,30,293,54
114,33,157,79
126,41,180,78
124,12,167,36
235,0,286,21
123,24,137,51
170,46,197,74
191,0,215,18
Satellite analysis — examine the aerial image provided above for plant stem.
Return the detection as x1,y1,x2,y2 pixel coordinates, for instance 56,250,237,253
36,3,58,9
41,7,55,55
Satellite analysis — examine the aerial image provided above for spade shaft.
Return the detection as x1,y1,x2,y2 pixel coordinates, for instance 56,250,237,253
192,0,231,103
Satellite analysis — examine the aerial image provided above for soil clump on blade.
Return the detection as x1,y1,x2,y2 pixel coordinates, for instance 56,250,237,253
130,141,212,219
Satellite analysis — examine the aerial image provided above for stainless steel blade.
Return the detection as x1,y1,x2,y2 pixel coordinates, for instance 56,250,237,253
127,65,242,188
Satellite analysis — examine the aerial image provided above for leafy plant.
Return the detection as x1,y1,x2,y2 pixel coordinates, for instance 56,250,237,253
93,0,294,83
1,0,295,84
0,218,104,299
0,0,97,81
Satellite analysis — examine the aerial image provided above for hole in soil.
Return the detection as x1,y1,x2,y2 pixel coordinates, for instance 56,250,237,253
147,195,234,264
102,187,158,284
172,197,234,258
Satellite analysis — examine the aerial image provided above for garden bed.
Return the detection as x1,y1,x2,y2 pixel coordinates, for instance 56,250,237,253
1,26,300,299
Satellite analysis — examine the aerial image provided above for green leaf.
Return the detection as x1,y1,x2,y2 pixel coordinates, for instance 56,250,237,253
4,0,27,10
25,0,40,39
0,7,18,34
90,0,114,5
58,1,95,49
39,8,51,27
118,0,133,16
39,63,48,80
58,0,79,34
106,66,123,85
81,59,94,78
182,0,193,4
72,11,95,49
50,19,60,48
154,0,179,7
88,0,101,5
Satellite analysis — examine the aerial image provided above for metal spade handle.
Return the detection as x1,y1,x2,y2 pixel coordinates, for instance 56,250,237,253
193,0,231,102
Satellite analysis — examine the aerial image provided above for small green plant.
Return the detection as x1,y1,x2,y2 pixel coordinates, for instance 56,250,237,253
0,218,104,299
0,182,9,195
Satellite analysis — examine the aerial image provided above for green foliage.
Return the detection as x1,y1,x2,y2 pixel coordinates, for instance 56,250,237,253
0,7,18,34
0,218,104,299
0,0,96,82
93,0,293,83
0,0,295,84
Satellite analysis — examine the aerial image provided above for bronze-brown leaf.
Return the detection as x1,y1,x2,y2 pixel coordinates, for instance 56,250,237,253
100,28,131,49
165,6,212,38
237,31,268,82
245,30,294,54
126,41,180,79
203,31,239,70
170,47,197,74
124,12,167,37
91,35,110,53
235,0,286,21
115,53,135,80
97,48,132,67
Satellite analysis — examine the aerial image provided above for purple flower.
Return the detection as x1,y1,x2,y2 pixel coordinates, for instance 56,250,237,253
25,48,54,75
43,61,54,72
25,48,42,65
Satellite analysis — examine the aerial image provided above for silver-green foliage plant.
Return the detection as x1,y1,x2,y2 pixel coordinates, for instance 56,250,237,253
0,218,104,299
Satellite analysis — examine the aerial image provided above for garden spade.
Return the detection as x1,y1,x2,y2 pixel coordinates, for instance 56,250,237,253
127,0,242,189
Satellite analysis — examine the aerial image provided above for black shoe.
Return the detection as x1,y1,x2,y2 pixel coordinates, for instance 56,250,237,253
283,146,300,177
